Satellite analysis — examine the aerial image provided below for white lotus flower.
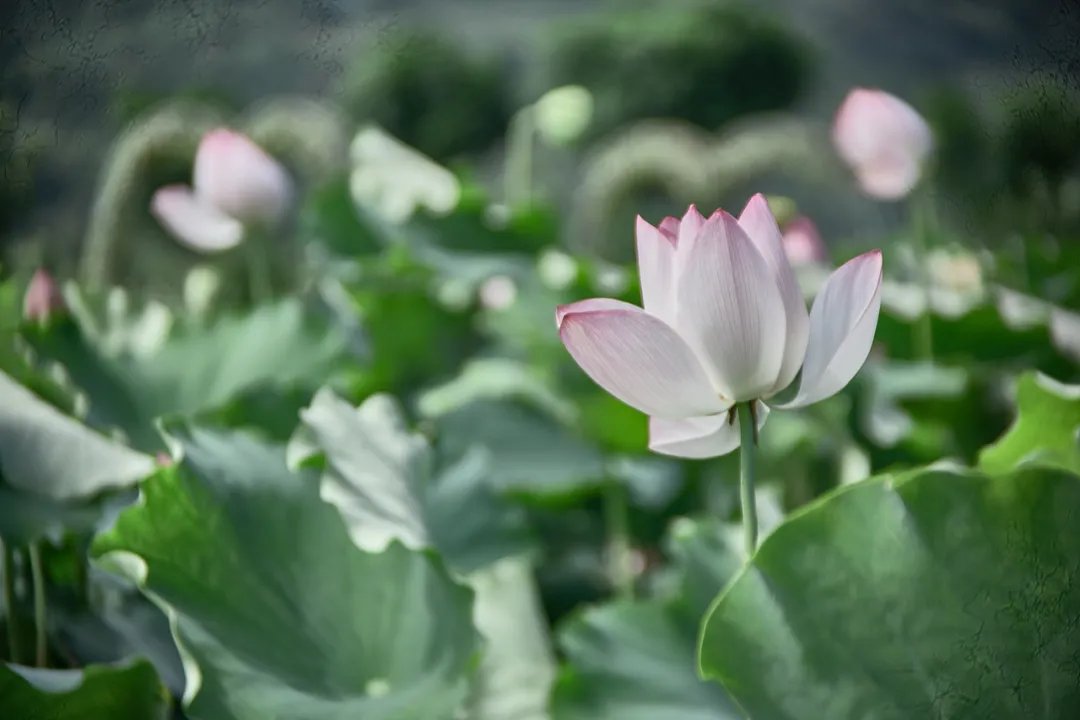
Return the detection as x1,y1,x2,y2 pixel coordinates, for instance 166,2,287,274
151,128,292,253
833,88,932,200
556,194,883,459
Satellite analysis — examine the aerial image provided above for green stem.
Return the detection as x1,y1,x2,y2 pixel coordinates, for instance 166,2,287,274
603,481,635,599
738,402,758,555
244,233,273,305
2,539,21,663
505,107,535,207
28,543,46,667
912,195,935,361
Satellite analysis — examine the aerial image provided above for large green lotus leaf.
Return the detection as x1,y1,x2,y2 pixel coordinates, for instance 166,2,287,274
21,299,348,450
699,466,1080,720
291,389,533,573
0,659,169,720
291,391,551,719
979,372,1080,475
0,369,153,500
92,424,479,720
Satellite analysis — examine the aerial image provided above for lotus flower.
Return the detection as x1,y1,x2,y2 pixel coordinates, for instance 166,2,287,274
151,129,292,253
23,268,65,322
833,88,932,200
556,195,882,459
781,215,827,266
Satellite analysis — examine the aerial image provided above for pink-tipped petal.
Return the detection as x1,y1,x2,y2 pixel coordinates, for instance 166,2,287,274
782,216,827,266
151,185,245,253
193,128,293,225
657,216,680,243
677,204,706,247
557,298,726,418
832,88,932,201
649,401,768,459
673,211,787,401
635,216,678,325
777,250,883,408
738,194,809,395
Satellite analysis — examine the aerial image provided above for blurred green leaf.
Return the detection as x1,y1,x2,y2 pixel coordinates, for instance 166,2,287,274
0,659,169,720
92,424,479,720
292,389,533,574
0,369,153,540
662,516,743,620
431,399,605,501
552,601,738,720
551,516,742,720
979,372,1080,475
349,253,478,397
465,556,556,720
875,297,1075,379
22,299,349,450
299,178,385,257
699,466,1080,719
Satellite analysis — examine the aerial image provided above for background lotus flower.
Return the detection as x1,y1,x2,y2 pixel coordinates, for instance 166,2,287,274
151,128,293,253
23,268,66,322
781,215,827,266
832,88,932,200
556,194,882,459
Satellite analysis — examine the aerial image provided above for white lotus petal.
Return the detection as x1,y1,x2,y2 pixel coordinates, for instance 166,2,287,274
151,185,244,253
557,298,726,418
635,216,677,325
649,401,769,459
672,211,786,401
738,193,809,395
778,250,883,408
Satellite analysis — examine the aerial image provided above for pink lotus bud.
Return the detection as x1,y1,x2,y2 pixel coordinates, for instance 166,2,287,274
781,215,827,266
151,128,292,253
22,268,66,322
832,88,932,200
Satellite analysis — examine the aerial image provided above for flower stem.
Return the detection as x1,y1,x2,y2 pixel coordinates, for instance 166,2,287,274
505,107,535,207
603,481,635,600
912,194,935,361
244,233,273,306
28,542,46,667
2,539,21,663
737,402,758,555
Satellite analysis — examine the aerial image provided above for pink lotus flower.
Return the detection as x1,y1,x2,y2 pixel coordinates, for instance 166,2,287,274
556,195,882,458
781,215,827,266
833,88,932,200
151,129,292,253
23,268,66,322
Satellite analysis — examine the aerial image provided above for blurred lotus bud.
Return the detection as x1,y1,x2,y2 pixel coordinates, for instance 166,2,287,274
349,125,460,224
538,249,578,289
833,88,932,200
479,275,518,310
594,264,629,295
928,248,983,296
534,85,594,146
151,128,293,253
781,215,827,266
23,268,66,322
